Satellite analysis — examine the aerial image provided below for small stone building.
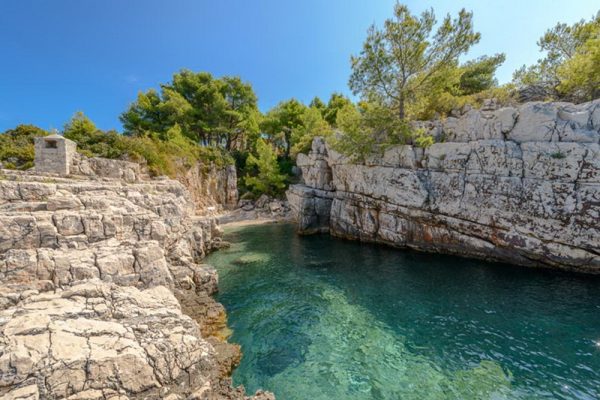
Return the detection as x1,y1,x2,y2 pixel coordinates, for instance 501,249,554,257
34,134,77,175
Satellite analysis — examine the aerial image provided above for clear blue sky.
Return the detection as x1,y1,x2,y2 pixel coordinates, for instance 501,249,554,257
0,0,597,132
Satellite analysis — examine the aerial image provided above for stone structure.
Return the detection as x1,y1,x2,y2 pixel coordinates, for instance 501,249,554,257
287,99,600,273
0,161,272,399
32,133,239,211
34,134,77,175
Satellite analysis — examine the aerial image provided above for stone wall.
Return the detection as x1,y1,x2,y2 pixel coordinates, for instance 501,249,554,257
287,100,600,273
33,136,238,209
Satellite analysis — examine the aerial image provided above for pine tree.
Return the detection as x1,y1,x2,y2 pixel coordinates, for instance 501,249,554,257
244,139,286,196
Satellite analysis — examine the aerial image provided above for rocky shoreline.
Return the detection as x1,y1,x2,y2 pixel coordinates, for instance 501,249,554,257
217,194,293,226
287,100,600,273
0,160,273,399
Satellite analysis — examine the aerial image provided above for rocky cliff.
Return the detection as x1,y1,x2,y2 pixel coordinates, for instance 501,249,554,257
0,159,270,399
177,163,239,214
287,100,600,273
72,152,239,214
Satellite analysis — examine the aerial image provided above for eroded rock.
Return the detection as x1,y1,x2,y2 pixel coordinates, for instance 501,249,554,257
288,100,600,273
0,164,272,399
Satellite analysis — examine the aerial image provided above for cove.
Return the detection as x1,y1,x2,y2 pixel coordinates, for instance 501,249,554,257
206,223,600,399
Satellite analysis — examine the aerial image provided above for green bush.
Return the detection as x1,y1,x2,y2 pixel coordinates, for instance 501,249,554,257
413,129,435,148
331,103,413,162
0,124,49,170
63,112,233,177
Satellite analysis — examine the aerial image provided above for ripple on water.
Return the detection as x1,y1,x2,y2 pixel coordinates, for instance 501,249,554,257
207,224,600,400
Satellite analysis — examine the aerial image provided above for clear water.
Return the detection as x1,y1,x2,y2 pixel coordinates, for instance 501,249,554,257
206,223,600,399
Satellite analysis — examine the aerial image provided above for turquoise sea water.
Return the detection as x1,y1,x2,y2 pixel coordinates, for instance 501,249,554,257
206,223,600,399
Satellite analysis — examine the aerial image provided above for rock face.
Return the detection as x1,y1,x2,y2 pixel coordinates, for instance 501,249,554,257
287,100,600,273
178,164,239,214
70,152,239,209
219,195,293,225
70,153,147,183
0,163,271,399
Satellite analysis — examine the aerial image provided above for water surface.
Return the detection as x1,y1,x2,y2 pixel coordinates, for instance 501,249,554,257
206,223,600,399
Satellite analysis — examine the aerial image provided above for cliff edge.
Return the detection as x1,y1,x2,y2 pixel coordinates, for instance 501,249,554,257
287,100,600,273
0,156,271,399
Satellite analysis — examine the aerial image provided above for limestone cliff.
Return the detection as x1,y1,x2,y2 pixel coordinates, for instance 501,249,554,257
71,152,239,214
0,159,269,399
177,163,239,214
287,100,600,273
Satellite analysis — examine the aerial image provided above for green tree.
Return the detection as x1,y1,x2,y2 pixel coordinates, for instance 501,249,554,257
244,138,286,196
168,70,226,145
0,124,48,169
309,96,326,112
217,76,261,150
410,54,507,119
261,99,307,157
323,93,353,126
64,112,127,159
332,103,374,162
63,111,97,141
557,33,600,100
331,102,410,162
120,70,260,150
291,107,333,156
513,12,600,101
120,89,172,136
349,2,480,120
458,54,506,95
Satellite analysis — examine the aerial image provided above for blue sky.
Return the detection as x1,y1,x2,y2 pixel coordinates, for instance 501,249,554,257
0,0,597,132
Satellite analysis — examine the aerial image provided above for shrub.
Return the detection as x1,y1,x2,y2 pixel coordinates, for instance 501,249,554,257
413,129,435,148
0,124,49,170
63,112,233,177
331,103,416,162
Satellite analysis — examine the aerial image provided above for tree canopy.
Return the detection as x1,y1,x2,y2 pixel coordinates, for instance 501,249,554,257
349,3,481,120
260,99,307,157
120,70,260,151
513,12,600,102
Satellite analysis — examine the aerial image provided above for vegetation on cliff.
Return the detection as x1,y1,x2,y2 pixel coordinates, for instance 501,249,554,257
0,124,49,170
513,12,600,102
0,2,597,195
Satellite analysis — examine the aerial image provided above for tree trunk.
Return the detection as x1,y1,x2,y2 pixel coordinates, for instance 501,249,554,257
398,92,405,120
284,130,291,158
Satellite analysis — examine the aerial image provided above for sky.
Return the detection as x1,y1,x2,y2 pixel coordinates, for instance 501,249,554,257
0,0,598,132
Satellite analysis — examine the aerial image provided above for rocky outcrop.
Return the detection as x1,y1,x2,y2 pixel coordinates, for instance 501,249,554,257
70,153,147,183
219,195,292,225
287,100,600,273
72,151,238,212
0,164,271,399
178,164,239,214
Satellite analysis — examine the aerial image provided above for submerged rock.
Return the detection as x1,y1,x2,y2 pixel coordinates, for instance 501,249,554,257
232,253,271,266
